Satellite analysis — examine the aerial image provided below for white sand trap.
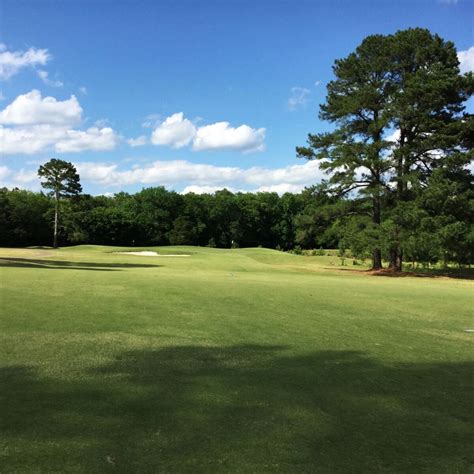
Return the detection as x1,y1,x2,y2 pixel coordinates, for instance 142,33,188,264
116,251,190,257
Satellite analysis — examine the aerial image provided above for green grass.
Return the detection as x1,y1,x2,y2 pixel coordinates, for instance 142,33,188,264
1,245,473,473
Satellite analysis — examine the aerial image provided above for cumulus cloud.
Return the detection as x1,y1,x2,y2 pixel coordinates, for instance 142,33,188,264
193,122,265,152
181,185,239,194
55,127,119,153
73,159,323,194
5,158,324,194
151,112,196,148
288,86,311,110
37,70,63,87
127,135,148,147
0,124,68,154
0,90,119,154
0,89,82,126
150,112,266,153
0,165,41,190
0,124,119,154
255,183,306,194
0,44,50,80
76,162,119,182
458,46,474,74
13,168,38,184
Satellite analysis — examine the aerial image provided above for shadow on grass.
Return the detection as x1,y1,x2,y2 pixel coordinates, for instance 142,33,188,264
332,266,474,280
369,268,474,280
0,257,161,271
1,346,473,472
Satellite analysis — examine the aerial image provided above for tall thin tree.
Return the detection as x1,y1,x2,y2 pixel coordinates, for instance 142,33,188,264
38,159,82,248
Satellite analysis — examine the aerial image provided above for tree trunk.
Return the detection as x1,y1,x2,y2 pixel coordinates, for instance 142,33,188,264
53,193,59,249
372,249,382,270
394,248,402,271
388,135,405,272
371,195,383,270
389,245,403,271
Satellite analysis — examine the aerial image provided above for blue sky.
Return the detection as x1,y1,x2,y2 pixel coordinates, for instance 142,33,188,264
0,0,473,194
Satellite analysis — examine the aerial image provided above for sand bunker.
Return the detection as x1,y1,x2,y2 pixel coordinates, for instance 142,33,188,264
116,251,190,257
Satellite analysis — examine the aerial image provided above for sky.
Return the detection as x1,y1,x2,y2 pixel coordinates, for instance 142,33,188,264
0,0,473,195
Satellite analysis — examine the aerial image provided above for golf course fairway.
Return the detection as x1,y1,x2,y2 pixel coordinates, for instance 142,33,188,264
1,245,473,472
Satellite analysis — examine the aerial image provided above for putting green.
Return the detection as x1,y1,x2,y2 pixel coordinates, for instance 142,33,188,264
1,246,473,472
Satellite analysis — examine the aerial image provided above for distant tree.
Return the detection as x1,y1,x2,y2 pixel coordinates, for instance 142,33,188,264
38,159,82,248
0,188,52,246
131,187,183,245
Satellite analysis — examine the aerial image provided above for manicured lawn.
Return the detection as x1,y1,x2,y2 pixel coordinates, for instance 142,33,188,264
0,246,473,472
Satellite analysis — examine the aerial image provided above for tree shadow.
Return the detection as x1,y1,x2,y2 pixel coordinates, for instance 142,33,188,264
331,267,474,280
0,257,161,271
1,346,472,472
368,268,474,280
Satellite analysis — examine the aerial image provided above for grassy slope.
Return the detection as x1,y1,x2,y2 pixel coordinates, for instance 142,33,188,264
0,246,473,473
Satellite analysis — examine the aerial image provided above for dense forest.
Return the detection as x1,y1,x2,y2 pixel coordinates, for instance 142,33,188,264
1,174,472,268
1,28,473,269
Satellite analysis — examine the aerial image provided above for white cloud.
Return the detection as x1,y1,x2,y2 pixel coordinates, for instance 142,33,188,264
13,168,37,184
385,129,400,143
74,159,323,194
76,163,119,182
288,86,311,110
193,122,265,153
0,45,50,80
94,118,111,128
181,185,239,194
255,183,305,194
151,112,196,148
0,124,67,154
244,162,322,186
0,89,82,126
0,165,11,181
79,86,88,95
55,127,120,153
127,135,148,147
37,70,63,87
142,113,161,128
0,165,41,190
5,158,324,194
458,46,474,74
314,80,322,87
0,90,119,154
150,112,266,153
0,92,5,101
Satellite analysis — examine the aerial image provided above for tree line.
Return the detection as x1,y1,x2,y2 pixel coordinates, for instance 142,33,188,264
1,175,472,267
0,184,332,250
0,28,472,269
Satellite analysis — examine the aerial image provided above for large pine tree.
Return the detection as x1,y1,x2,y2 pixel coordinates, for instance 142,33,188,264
298,28,473,270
